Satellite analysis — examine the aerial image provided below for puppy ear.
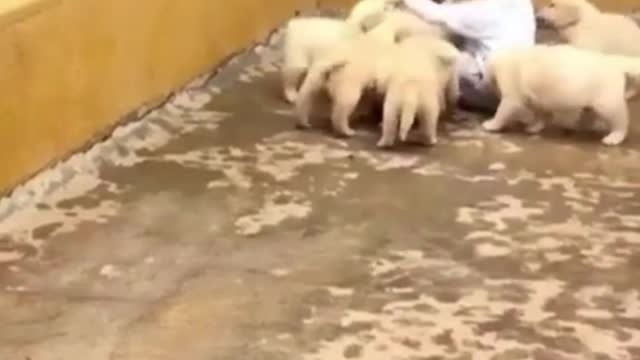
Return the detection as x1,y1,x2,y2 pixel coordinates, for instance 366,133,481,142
432,44,461,67
436,52,459,67
395,28,413,43
557,3,581,26
359,12,385,32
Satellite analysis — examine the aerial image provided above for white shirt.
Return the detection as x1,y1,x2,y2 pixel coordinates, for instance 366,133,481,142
403,0,536,66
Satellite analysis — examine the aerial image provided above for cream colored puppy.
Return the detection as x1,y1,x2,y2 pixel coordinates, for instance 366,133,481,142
537,0,640,56
482,44,640,146
377,34,460,148
281,0,398,104
295,10,446,137
282,17,358,103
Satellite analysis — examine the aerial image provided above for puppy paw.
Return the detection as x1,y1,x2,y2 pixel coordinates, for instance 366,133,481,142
602,132,626,146
525,121,545,134
482,118,504,132
343,129,356,137
422,136,438,146
337,127,356,137
285,94,297,104
284,88,298,104
295,120,312,129
376,138,394,148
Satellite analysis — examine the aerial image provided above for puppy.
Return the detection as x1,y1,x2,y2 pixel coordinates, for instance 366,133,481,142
281,0,399,104
537,0,640,57
482,44,640,146
282,17,357,103
377,34,461,148
294,10,446,137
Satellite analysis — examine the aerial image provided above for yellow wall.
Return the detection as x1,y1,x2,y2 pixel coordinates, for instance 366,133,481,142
0,0,635,193
0,0,339,194
592,0,638,11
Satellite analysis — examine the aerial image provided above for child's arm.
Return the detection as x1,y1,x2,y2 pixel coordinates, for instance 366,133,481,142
403,0,499,40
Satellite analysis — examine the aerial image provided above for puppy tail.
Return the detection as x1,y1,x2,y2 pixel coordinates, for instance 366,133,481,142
399,92,419,142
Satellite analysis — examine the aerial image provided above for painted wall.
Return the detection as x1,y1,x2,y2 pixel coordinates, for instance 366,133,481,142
585,0,638,11
0,0,331,194
0,0,635,193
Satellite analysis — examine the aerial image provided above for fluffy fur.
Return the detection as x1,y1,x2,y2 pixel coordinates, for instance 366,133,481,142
369,8,447,41
482,44,640,146
377,34,460,148
281,18,358,104
347,0,402,31
294,10,447,137
537,0,640,57
281,0,399,104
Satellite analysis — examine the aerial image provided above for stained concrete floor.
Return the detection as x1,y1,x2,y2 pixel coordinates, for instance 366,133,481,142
1,28,640,360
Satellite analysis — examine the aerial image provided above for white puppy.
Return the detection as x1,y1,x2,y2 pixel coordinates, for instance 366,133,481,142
282,17,357,103
294,10,446,137
482,44,640,146
537,0,640,57
281,0,399,104
377,34,460,148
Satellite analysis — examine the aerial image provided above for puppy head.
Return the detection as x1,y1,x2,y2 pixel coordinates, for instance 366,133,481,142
536,0,596,29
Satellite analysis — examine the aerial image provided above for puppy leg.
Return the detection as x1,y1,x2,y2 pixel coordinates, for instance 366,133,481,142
296,60,344,129
331,81,363,137
596,100,630,146
282,66,306,103
550,109,582,131
295,68,324,129
482,98,524,132
377,86,401,148
398,92,419,142
417,92,440,145
282,39,308,103
524,119,545,134
520,109,545,134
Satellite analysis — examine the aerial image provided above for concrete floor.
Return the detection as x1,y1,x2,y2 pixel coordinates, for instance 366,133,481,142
1,29,640,360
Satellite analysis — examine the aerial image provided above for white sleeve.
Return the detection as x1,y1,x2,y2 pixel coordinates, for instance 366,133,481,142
403,0,501,41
